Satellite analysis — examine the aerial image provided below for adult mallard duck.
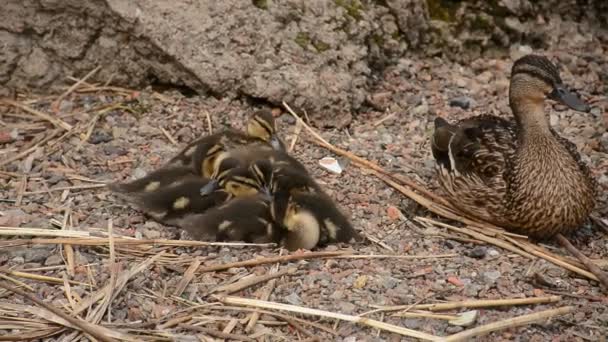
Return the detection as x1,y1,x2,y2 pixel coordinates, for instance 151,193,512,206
431,54,597,239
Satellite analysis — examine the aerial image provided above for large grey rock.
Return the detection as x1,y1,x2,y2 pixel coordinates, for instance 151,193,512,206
1,0,605,126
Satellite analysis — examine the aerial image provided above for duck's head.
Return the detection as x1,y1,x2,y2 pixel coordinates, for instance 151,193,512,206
282,197,321,251
217,163,263,198
250,159,274,199
510,55,590,113
247,110,285,150
197,141,226,179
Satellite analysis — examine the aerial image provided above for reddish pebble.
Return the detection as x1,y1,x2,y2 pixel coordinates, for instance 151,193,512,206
447,276,464,287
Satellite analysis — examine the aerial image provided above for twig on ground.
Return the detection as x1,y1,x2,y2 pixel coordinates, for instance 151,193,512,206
440,306,574,342
555,233,608,291
159,126,178,145
198,251,351,273
178,323,255,341
23,183,107,196
53,66,101,111
0,129,61,167
211,267,297,295
173,257,203,297
2,100,73,131
222,296,439,341
0,282,124,342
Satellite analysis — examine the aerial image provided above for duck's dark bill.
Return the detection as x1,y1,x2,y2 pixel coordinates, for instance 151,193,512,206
200,180,219,196
549,85,590,113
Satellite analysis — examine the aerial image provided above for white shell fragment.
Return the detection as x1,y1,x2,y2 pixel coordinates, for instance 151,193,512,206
319,157,342,174
449,310,479,327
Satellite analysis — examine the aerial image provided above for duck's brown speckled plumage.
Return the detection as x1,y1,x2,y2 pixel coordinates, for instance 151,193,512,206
432,55,597,239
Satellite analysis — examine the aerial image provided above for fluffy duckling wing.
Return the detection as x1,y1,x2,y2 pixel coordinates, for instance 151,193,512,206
177,195,281,244
108,166,195,195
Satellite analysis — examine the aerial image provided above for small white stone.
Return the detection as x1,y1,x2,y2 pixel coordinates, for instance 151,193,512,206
319,157,342,174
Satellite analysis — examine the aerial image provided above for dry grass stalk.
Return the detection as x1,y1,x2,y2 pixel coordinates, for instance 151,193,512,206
0,268,92,287
416,217,535,259
0,282,134,342
1,236,275,248
53,66,101,111
15,175,27,207
178,323,255,341
198,251,351,273
411,296,561,312
159,126,178,145
61,200,76,277
394,311,460,320
202,109,213,134
503,236,598,281
0,129,60,167
211,267,297,295
0,227,90,238
72,252,164,316
24,183,107,195
2,99,73,130
440,306,574,342
289,119,303,152
337,253,457,260
555,233,608,290
245,252,283,332
173,256,202,297
222,296,440,341
0,273,35,291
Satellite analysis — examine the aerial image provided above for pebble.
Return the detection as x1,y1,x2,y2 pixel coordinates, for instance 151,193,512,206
12,256,25,264
89,131,113,144
483,270,502,284
45,254,64,266
487,249,500,257
339,301,356,314
285,292,302,305
404,318,423,329
412,102,428,116
24,246,55,263
467,246,487,259
449,96,475,110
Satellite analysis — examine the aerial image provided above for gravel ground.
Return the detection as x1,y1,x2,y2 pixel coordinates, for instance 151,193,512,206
1,47,607,341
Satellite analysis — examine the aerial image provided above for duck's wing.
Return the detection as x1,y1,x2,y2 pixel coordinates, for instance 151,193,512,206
177,195,282,244
108,166,195,194
114,177,229,225
433,115,517,178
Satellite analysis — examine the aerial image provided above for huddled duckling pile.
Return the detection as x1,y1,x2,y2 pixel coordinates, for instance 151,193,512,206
110,110,359,250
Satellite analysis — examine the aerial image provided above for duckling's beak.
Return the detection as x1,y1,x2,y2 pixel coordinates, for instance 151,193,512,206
259,186,273,201
200,180,219,196
269,135,284,151
549,85,590,113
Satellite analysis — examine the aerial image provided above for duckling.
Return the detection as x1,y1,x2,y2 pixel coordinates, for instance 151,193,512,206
431,54,597,239
250,159,359,249
107,166,195,195
166,109,285,175
110,158,263,225
177,194,282,244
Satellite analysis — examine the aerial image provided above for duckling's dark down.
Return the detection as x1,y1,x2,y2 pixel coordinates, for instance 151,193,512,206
177,194,282,244
166,109,286,177
251,159,360,249
431,54,597,239
108,158,262,226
